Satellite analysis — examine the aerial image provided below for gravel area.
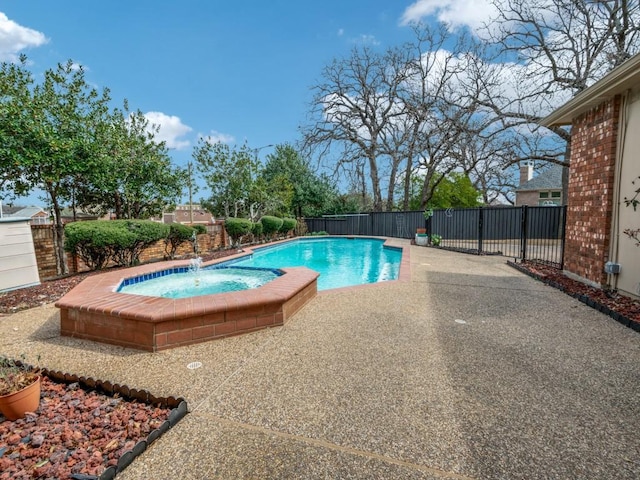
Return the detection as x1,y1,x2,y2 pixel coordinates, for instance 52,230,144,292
2,247,639,478
0,377,172,480
0,251,242,478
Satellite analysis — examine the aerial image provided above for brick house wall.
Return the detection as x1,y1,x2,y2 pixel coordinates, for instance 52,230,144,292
515,191,539,206
563,96,621,287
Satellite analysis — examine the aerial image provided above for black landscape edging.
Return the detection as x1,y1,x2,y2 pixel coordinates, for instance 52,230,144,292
506,260,639,334
10,364,188,480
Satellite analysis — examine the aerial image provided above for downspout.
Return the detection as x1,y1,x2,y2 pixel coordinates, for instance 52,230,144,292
607,91,629,290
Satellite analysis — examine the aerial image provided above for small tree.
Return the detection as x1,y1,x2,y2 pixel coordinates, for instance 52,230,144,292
251,221,263,242
164,223,195,259
261,216,284,239
224,218,253,246
279,218,297,236
64,221,120,270
194,141,257,218
109,220,169,266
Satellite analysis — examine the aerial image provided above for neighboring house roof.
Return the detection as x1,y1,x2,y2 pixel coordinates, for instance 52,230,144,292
1,206,23,216
3,206,47,218
541,52,640,126
516,164,563,192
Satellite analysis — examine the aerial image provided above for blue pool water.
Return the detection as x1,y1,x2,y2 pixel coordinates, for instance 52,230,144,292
118,266,281,299
232,237,401,290
118,237,402,298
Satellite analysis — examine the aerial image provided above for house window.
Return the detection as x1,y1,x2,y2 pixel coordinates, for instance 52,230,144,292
538,190,561,206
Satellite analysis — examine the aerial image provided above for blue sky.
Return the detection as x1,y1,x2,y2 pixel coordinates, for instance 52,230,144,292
2,1,449,205
3,1,516,207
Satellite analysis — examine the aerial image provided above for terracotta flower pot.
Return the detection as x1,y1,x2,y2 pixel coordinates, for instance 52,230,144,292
416,228,426,234
0,376,41,420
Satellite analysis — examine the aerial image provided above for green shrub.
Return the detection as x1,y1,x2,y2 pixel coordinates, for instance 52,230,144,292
165,223,195,259
192,224,207,234
251,221,263,239
279,217,297,234
64,221,120,270
64,220,169,269
109,220,169,266
260,216,283,238
224,218,253,246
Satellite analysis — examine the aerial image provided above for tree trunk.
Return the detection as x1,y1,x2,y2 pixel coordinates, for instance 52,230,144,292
114,192,123,219
385,154,400,211
402,156,412,211
49,197,68,276
368,153,383,212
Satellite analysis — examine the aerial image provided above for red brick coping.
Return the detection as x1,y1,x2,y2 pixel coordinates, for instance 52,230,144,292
55,237,409,351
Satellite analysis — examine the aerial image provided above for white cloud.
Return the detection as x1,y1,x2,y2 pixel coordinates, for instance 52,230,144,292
350,34,381,46
0,12,48,61
337,28,344,37
199,130,235,144
144,111,192,150
399,0,496,31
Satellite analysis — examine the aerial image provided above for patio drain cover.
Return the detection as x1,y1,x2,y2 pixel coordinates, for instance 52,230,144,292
187,362,202,370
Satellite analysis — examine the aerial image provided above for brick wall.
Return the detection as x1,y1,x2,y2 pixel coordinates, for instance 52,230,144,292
515,191,539,206
564,96,620,286
32,221,230,279
31,225,60,280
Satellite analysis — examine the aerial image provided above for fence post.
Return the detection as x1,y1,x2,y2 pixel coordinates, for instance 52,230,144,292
560,205,567,270
477,208,484,254
520,206,528,262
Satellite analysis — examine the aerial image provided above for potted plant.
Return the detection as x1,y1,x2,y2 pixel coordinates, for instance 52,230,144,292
0,356,42,420
430,234,442,247
418,207,434,235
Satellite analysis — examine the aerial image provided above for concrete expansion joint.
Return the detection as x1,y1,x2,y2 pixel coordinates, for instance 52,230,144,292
197,413,477,480
190,332,282,413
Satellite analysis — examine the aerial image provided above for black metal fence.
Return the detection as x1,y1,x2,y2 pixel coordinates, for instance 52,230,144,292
304,205,567,268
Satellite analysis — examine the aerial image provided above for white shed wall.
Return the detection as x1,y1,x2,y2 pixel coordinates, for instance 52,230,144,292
0,218,41,292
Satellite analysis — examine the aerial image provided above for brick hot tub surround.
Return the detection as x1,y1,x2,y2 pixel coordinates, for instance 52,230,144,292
56,254,319,352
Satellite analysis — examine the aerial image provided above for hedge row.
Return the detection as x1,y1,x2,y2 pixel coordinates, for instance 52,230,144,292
64,220,204,270
224,216,297,246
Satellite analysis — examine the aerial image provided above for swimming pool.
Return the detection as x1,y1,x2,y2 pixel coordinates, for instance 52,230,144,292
230,237,401,290
117,266,282,298
56,237,408,351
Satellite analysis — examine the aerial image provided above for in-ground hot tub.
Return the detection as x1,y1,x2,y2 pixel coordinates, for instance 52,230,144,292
56,254,319,352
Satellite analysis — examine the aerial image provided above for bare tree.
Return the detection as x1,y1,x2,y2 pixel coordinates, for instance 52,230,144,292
302,46,411,211
474,0,640,196
303,24,495,211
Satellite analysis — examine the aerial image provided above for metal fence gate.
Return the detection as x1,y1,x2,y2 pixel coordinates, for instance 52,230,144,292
304,206,567,268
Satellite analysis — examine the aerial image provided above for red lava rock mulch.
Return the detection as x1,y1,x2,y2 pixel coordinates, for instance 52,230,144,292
513,260,640,326
0,376,173,480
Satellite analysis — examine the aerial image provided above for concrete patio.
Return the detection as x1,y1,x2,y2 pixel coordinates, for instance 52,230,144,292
1,243,639,479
